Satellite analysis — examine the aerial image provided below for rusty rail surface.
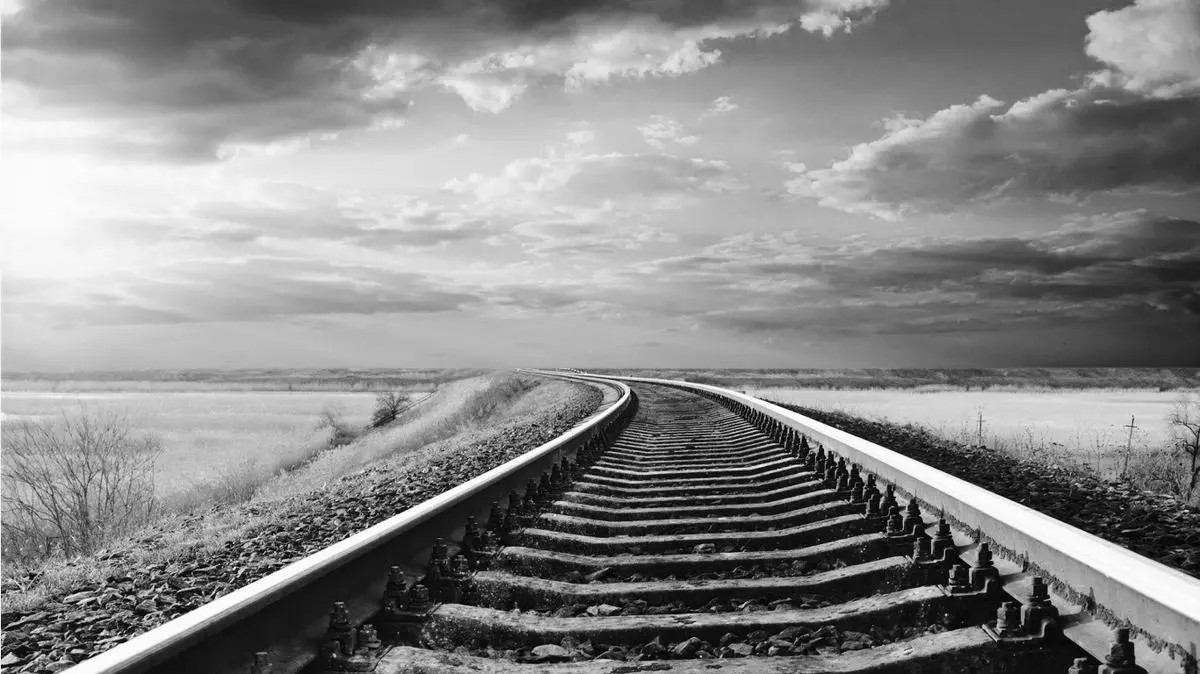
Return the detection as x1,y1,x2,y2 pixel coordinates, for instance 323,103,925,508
588,373,1200,674
66,373,633,674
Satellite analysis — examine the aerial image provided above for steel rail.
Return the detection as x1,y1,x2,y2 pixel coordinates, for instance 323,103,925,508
584,373,1200,673
67,373,632,674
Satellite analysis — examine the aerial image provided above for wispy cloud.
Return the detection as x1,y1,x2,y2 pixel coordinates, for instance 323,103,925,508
701,96,739,118
637,116,701,149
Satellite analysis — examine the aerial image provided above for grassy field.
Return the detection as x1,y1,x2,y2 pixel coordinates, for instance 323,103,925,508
0,371,592,612
2,367,488,392
2,390,380,507
597,368,1200,390
754,387,1198,479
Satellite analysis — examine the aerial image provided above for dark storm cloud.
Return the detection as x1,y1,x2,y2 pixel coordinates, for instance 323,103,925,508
634,212,1200,340
787,90,1200,218
3,0,887,159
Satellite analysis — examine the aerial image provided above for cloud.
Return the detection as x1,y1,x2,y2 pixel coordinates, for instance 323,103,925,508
447,143,740,210
513,215,678,256
632,211,1200,337
701,95,739,118
3,258,481,327
1085,0,1200,97
75,183,494,251
788,0,1200,219
2,0,891,158
637,115,700,148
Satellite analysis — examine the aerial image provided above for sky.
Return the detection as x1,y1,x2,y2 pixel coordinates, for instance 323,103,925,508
1,0,1198,370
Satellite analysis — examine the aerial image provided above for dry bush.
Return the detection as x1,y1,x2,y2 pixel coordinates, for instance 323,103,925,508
371,392,408,428
1167,395,1200,501
2,410,162,563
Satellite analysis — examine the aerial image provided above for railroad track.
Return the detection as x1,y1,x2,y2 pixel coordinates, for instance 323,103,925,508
66,373,1200,674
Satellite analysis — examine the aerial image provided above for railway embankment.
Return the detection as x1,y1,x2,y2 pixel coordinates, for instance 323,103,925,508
0,378,603,674
771,403,1200,580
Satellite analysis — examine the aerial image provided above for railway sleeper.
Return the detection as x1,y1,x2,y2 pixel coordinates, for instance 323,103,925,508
519,513,878,555
571,471,809,497
576,465,807,490
604,440,780,458
588,456,798,479
376,629,1076,674
419,585,993,650
491,533,890,580
557,478,826,508
538,500,856,536
469,555,914,609
548,488,840,520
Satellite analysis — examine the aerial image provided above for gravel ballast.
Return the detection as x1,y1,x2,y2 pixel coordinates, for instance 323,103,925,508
769,402,1200,580
0,381,603,673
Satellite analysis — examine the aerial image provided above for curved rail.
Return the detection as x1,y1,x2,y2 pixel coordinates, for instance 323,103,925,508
68,373,633,674
585,373,1200,673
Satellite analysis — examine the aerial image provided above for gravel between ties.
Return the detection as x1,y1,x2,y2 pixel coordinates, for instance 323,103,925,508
0,383,603,674
770,402,1200,580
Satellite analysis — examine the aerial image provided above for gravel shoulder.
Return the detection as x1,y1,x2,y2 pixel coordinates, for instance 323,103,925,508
0,379,603,673
769,402,1200,580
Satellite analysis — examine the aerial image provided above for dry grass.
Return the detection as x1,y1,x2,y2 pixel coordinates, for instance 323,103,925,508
1,372,574,612
761,387,1200,502
601,368,1200,391
256,374,539,499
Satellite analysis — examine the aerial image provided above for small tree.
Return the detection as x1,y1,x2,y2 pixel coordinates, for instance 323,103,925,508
1,409,162,561
317,403,354,447
1168,395,1200,501
371,392,407,428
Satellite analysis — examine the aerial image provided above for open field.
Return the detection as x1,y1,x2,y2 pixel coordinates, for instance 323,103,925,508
597,368,1200,390
2,390,378,501
2,367,488,392
754,387,1198,480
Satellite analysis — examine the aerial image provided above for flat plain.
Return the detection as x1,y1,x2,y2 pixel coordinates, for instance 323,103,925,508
1,389,378,501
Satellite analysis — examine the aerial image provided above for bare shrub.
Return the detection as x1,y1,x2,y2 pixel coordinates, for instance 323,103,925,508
1125,448,1191,498
371,392,407,428
316,403,355,447
1168,395,1200,501
1,410,162,562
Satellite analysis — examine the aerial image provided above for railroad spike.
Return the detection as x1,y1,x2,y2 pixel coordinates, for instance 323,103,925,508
357,624,381,653
326,602,356,657
912,537,930,562
486,501,505,537
947,563,973,594
866,491,883,517
881,484,898,513
931,518,955,559
250,652,272,674
850,481,865,505
903,500,925,537
1099,628,1146,674
970,542,1000,590
1069,657,1099,674
994,601,1023,638
1020,577,1060,634
885,507,905,537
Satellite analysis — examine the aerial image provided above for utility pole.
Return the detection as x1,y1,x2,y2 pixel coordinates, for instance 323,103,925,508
977,410,985,448
1121,415,1138,478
